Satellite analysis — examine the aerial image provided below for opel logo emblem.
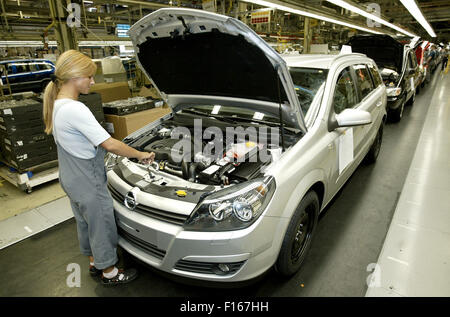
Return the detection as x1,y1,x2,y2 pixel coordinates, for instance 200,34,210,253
124,190,138,210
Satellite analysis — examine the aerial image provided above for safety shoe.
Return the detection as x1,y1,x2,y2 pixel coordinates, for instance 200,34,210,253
89,265,102,276
101,268,138,286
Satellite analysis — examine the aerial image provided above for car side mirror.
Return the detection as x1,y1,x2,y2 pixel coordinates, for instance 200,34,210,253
328,108,372,131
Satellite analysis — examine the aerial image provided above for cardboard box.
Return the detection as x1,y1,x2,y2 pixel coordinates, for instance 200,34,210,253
105,106,171,140
89,82,131,103
103,72,128,83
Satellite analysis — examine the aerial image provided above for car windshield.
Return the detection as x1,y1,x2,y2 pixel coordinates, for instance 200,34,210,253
288,67,328,115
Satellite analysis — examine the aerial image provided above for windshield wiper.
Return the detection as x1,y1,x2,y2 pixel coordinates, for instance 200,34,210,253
181,108,238,124
182,108,293,131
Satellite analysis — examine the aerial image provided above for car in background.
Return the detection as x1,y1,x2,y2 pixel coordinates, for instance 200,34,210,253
104,8,387,284
415,40,432,87
347,34,419,122
0,59,55,94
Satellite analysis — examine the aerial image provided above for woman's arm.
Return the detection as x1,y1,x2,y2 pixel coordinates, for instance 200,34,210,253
100,137,155,164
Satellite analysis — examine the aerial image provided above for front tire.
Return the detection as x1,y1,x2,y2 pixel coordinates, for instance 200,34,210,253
275,191,319,277
365,123,383,164
407,88,416,106
390,99,405,123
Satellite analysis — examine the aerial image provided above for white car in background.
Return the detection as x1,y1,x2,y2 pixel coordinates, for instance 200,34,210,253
105,8,386,284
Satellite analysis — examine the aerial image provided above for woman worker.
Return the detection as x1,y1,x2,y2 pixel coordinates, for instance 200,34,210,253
43,50,155,286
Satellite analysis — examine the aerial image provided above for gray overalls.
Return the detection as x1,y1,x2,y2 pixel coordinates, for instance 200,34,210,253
53,101,118,270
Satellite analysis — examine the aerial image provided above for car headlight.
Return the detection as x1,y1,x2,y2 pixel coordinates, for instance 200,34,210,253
386,87,401,97
184,176,276,232
105,153,118,171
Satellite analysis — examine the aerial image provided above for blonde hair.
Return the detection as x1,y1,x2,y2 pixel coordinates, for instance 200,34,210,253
43,50,97,134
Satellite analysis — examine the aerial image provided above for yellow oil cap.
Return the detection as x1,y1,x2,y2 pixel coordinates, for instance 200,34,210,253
176,190,187,197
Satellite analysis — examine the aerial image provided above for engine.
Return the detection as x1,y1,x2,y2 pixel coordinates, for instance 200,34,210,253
126,122,283,186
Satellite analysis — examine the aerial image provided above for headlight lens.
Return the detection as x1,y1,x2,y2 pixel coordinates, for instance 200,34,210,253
184,176,276,231
386,87,401,97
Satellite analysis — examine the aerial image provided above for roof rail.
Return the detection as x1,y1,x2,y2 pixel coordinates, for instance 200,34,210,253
333,52,367,62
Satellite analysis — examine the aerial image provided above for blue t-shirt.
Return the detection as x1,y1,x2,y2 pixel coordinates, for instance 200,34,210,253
53,98,110,159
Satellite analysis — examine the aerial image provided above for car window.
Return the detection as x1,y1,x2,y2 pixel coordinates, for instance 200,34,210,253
29,63,39,72
36,63,50,70
13,63,30,74
333,67,358,114
367,63,383,87
289,67,328,115
353,64,374,99
7,64,15,74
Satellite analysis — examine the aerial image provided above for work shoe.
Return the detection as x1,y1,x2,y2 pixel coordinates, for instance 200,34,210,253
101,268,138,286
89,265,102,277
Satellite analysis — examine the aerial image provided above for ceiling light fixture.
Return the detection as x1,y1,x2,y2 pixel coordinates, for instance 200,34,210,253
326,0,416,37
399,0,436,37
241,0,382,35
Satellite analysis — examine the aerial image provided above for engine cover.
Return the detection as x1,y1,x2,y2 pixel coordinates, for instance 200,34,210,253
144,138,182,162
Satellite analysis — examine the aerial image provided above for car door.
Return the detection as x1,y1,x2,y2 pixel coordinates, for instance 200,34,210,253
404,51,416,100
409,51,420,89
352,63,384,156
327,65,366,192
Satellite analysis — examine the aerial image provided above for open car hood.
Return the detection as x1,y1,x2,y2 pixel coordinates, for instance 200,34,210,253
129,8,306,132
346,35,404,73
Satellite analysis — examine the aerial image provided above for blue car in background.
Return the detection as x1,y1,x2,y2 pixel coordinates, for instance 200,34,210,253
0,59,55,94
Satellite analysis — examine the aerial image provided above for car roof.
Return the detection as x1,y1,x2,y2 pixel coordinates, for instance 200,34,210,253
282,53,368,69
0,59,53,64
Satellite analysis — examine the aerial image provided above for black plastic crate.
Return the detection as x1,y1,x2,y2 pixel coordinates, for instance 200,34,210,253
1,139,56,161
0,132,51,148
102,97,155,116
7,151,58,172
0,117,45,135
0,99,43,122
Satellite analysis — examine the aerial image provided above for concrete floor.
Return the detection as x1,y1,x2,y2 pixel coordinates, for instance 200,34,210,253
0,179,66,222
0,68,445,297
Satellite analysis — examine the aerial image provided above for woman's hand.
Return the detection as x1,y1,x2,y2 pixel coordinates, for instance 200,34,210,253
137,151,155,165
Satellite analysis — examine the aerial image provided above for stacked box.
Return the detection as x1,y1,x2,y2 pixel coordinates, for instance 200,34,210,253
102,96,155,116
3,138,57,171
0,99,57,172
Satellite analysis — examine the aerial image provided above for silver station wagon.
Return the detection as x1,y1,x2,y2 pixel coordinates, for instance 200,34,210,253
105,8,387,283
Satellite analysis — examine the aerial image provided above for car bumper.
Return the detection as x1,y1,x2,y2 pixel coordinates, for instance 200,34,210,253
113,198,286,282
387,96,403,110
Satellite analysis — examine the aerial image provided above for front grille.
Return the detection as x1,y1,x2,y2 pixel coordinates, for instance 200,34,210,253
118,227,166,260
108,184,189,225
174,259,246,276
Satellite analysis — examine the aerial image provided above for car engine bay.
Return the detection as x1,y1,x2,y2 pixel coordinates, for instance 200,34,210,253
109,111,302,199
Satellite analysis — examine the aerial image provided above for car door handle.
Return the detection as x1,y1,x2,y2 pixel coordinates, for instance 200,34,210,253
376,100,383,107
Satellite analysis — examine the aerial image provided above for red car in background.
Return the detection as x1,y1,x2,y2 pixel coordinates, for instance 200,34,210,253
415,41,431,88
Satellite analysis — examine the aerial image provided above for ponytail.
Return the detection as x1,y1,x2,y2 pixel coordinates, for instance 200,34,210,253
43,80,58,135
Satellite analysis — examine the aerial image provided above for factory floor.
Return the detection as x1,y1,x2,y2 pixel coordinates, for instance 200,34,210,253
0,68,448,297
